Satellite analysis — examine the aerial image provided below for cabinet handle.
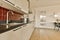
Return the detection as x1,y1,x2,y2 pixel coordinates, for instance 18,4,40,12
23,25,26,27
13,27,22,31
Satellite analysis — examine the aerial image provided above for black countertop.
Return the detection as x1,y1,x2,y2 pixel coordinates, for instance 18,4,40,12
0,23,27,34
0,21,33,34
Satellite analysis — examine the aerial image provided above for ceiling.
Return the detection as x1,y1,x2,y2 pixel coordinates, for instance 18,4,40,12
31,0,60,7
3,0,60,14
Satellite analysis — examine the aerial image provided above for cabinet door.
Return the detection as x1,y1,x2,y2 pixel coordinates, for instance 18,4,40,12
26,23,34,40
7,27,22,40
0,31,12,40
21,23,34,40
7,30,14,40
12,27,22,40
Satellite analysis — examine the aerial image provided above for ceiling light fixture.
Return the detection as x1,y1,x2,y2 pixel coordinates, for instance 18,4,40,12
40,15,46,19
54,15,58,17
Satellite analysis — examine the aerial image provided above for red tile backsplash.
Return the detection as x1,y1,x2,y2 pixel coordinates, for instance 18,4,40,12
0,6,23,21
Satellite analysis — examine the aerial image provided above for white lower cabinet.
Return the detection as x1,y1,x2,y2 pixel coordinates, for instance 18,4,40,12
21,23,34,40
12,27,22,40
8,26,23,40
0,27,22,40
7,30,14,40
0,30,12,40
0,23,34,40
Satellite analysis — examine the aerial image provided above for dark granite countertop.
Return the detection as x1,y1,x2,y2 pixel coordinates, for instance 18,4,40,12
0,21,33,34
0,23,27,34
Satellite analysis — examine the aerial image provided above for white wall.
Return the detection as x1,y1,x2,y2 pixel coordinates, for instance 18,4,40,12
34,5,60,29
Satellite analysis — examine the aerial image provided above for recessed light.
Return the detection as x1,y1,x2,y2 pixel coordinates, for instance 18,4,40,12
54,15,58,17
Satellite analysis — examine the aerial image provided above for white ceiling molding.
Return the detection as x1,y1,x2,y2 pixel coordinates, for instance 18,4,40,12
3,0,21,10
3,0,28,14
3,0,15,6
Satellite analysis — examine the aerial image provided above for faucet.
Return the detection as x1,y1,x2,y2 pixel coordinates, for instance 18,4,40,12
6,11,14,29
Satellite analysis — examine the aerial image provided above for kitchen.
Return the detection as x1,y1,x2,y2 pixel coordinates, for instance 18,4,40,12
0,0,34,40
1,0,60,40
